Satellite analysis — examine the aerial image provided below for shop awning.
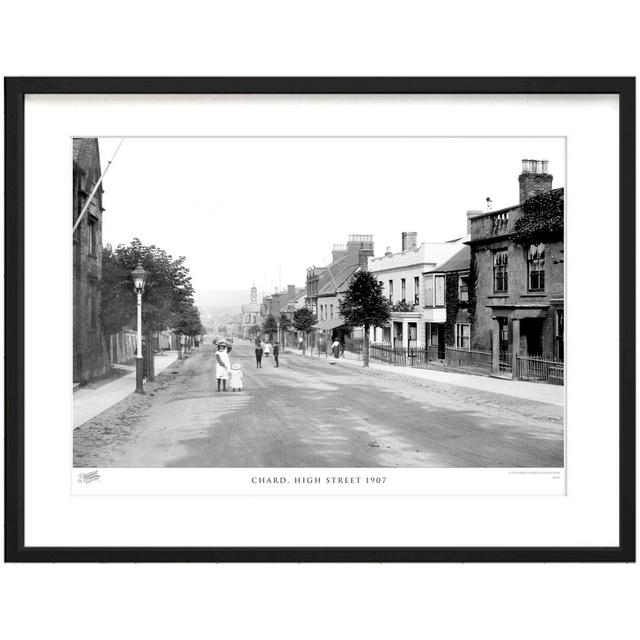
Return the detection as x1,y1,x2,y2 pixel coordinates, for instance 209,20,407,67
312,318,345,331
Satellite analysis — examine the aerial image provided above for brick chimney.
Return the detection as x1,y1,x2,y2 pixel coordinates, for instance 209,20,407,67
401,232,418,252
519,159,553,203
346,234,374,266
332,244,348,262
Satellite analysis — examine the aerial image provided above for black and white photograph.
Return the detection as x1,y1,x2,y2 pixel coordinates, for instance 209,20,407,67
72,136,565,473
7,77,632,563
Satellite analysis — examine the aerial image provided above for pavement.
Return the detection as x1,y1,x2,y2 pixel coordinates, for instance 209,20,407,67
73,350,180,429
287,347,564,407
74,341,564,468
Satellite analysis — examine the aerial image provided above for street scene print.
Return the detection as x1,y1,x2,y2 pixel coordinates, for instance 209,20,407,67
73,137,565,468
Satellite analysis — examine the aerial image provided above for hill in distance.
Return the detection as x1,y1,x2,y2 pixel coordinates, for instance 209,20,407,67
195,289,257,309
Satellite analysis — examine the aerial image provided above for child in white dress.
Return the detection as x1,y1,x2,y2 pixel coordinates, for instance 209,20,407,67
229,363,244,392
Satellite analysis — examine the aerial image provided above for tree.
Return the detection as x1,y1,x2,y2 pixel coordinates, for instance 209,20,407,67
293,307,316,351
100,239,196,377
174,304,204,339
279,312,292,346
339,270,391,367
100,239,195,335
262,313,278,340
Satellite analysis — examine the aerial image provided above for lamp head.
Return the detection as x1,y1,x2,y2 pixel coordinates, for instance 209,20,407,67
131,262,147,292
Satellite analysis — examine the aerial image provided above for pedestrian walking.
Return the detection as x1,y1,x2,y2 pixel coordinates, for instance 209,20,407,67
255,343,263,368
332,338,341,359
298,335,303,351
263,341,271,358
215,341,231,391
273,342,280,367
229,363,244,391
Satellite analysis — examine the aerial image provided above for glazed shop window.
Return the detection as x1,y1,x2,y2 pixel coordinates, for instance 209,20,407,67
493,249,508,293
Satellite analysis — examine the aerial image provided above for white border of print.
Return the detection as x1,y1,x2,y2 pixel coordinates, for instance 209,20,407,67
24,94,618,548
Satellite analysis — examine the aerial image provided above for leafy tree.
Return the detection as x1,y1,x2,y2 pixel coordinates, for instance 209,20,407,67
279,312,292,332
100,239,195,336
174,304,204,338
293,307,316,333
262,313,278,340
279,312,292,345
339,270,391,367
293,307,316,351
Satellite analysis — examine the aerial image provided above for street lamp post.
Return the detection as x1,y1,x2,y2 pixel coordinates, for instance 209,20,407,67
131,262,147,394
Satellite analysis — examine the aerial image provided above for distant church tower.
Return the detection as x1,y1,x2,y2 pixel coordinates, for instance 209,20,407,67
250,285,258,303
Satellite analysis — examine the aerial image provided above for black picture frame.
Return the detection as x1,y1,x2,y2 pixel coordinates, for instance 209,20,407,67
4,77,635,563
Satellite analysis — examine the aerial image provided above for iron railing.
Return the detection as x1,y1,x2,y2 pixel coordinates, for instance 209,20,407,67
369,343,564,385
515,354,564,385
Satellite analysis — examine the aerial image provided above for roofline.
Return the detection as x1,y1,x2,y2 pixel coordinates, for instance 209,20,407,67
468,187,564,221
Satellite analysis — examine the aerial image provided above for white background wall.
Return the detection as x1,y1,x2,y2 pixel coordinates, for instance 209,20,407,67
1,2,638,639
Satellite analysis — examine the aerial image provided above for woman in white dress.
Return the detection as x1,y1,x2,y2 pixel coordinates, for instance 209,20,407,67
215,341,231,392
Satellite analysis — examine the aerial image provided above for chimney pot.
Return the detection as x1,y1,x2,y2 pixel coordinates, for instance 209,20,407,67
401,232,418,252
519,159,553,203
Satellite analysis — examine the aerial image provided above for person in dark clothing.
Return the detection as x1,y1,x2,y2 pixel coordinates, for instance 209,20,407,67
255,344,263,368
273,343,280,367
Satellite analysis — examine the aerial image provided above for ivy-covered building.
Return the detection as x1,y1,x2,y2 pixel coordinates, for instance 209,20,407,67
422,245,471,358
467,160,564,372
368,232,465,348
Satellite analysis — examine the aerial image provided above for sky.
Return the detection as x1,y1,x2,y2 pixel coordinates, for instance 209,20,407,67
97,137,565,304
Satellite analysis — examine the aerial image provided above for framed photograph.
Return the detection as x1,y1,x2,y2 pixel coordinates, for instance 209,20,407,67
4,77,635,562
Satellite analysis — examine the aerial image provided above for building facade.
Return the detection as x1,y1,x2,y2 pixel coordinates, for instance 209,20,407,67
422,245,472,358
468,159,564,372
368,232,465,349
73,138,109,384
308,235,375,342
241,285,262,338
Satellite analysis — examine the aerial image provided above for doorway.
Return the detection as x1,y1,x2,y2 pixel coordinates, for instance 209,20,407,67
520,317,544,356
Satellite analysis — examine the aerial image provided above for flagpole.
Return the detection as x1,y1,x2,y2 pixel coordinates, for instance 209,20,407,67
72,138,125,234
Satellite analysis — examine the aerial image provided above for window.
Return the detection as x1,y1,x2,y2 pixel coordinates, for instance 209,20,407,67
455,323,470,350
88,279,97,328
498,317,509,344
555,309,564,362
458,275,469,302
330,304,334,319
424,275,433,307
87,216,98,256
414,276,420,305
401,278,406,302
434,275,445,306
527,243,545,292
493,249,508,292
429,323,439,346
388,280,393,303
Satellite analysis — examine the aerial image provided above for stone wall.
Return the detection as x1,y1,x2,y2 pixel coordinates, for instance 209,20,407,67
73,138,109,384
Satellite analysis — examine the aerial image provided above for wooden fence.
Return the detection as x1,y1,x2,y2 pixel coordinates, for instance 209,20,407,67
109,331,137,365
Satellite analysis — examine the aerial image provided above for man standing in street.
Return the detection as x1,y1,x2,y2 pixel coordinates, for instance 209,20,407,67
273,342,280,367
254,337,263,368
